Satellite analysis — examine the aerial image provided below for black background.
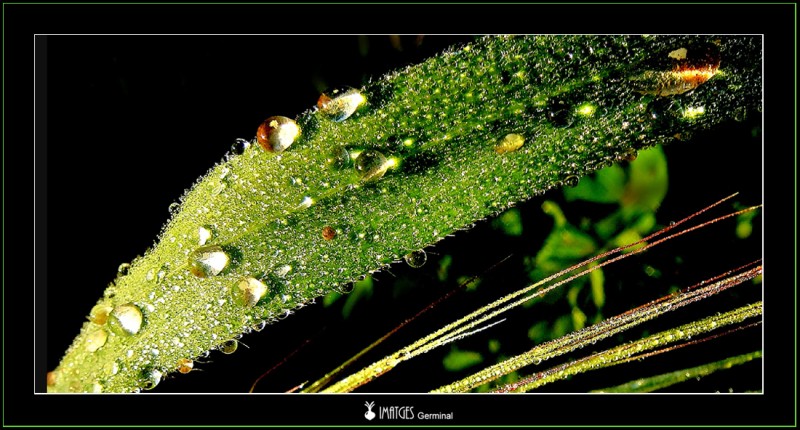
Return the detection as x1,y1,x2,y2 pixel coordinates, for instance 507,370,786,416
7,2,796,427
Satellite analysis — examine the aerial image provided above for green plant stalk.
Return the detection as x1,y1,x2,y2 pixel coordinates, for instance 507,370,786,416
500,303,762,393
49,35,761,393
589,350,762,394
431,266,761,393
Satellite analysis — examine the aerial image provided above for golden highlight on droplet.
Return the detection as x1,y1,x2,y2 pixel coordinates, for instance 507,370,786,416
494,133,525,154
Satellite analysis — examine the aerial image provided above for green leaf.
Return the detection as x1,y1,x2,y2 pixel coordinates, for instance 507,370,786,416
623,145,669,211
50,35,761,393
492,208,523,236
342,276,374,319
564,164,626,204
589,266,605,309
443,347,484,372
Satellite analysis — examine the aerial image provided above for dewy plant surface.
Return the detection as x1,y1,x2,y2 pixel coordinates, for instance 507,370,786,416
48,35,761,393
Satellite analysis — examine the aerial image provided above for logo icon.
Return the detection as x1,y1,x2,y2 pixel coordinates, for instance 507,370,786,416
364,401,376,421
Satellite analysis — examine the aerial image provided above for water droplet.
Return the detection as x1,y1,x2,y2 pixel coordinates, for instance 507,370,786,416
231,138,251,155
91,382,104,393
631,42,721,97
494,133,525,155
564,175,579,187
321,226,337,241
117,263,131,276
188,245,230,278
256,116,301,153
253,321,268,332
619,149,638,162
108,303,143,336
219,339,238,354
275,265,292,277
197,226,213,246
546,99,573,127
85,329,108,352
355,149,391,183
139,368,162,390
168,202,180,215
89,303,113,325
318,89,366,122
326,146,351,170
232,277,269,308
298,196,314,209
403,250,427,268
177,358,194,374
47,371,58,387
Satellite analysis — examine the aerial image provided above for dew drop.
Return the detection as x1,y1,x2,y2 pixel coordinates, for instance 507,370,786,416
85,329,108,352
404,250,428,268
139,368,162,390
188,245,230,278
231,138,251,155
47,370,58,387
318,88,366,122
564,175,580,187
219,339,238,354
177,358,194,374
117,263,131,276
108,303,143,336
326,146,351,170
546,99,573,127
298,196,314,209
232,277,269,308
89,303,113,325
168,202,180,215
197,226,213,246
252,320,268,332
494,133,525,155
321,226,337,241
355,149,391,183
256,116,301,153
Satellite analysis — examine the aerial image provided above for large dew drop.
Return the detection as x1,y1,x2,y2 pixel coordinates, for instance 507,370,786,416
139,368,162,390
219,339,238,354
177,358,194,374
256,116,301,153
85,329,108,352
494,133,525,155
89,303,113,325
404,250,428,268
232,277,269,308
318,89,366,122
108,304,143,336
355,149,392,183
188,245,230,278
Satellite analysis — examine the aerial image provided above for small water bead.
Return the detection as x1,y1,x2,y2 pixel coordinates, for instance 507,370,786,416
197,225,213,246
140,368,162,390
317,89,366,122
494,133,525,155
85,329,108,352
325,146,351,169
47,370,58,387
168,202,180,215
89,303,113,325
546,99,573,127
108,304,143,336
564,175,580,187
256,116,301,153
231,138,251,155
252,321,268,332
117,263,131,276
232,277,269,308
355,149,392,183
219,340,238,354
404,250,428,269
188,245,230,278
321,226,337,241
177,358,194,374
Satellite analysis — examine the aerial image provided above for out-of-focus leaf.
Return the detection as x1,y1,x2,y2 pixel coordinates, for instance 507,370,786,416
443,347,484,372
492,208,523,236
564,164,626,204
